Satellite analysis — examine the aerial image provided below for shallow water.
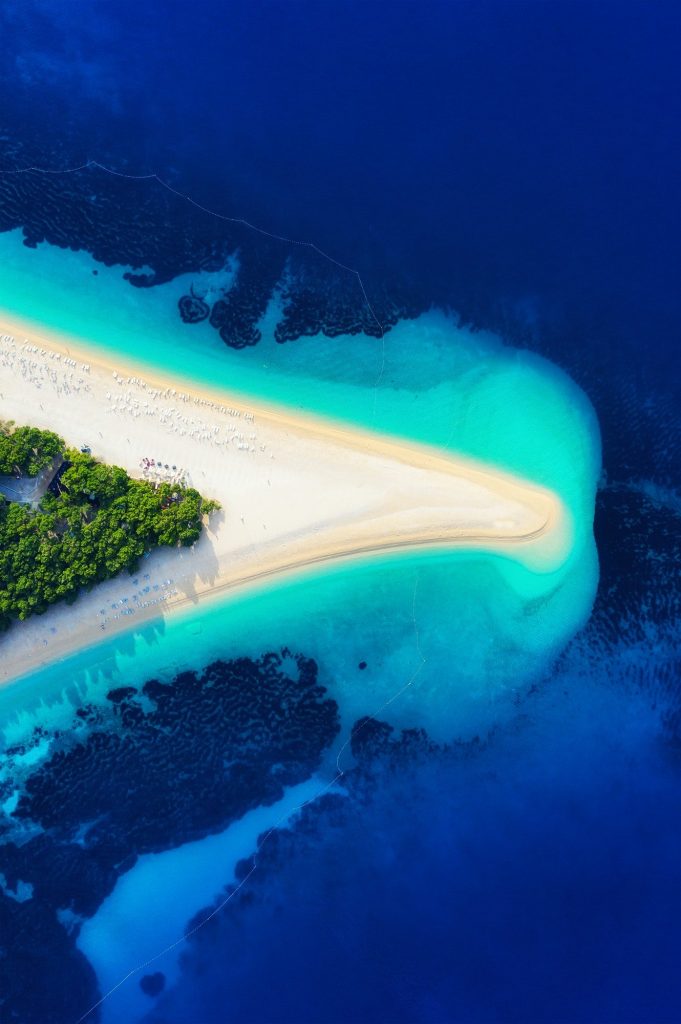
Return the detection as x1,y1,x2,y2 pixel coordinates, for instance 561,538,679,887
78,776,325,1024
0,225,600,739
1,2,679,1020
0,219,600,1023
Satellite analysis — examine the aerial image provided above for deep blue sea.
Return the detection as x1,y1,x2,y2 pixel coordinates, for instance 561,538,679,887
0,2,680,1022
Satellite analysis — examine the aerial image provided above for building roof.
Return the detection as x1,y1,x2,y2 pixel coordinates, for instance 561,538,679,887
0,455,64,507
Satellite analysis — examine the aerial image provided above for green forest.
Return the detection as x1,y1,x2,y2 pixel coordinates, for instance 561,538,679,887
0,422,63,476
0,426,220,630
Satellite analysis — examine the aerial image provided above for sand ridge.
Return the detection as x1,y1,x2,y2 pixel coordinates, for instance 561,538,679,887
0,312,569,685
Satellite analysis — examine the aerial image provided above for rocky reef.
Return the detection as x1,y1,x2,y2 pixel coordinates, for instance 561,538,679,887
0,651,339,1023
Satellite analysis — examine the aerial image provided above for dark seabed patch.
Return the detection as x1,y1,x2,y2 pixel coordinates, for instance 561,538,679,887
0,652,339,1023
0,152,420,350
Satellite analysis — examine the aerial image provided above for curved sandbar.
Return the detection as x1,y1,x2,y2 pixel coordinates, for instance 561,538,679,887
0,313,570,685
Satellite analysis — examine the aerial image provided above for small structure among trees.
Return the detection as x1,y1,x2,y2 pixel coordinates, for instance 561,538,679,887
0,421,65,506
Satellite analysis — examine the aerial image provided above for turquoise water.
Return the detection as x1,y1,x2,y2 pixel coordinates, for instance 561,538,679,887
2,7,679,1019
0,229,600,744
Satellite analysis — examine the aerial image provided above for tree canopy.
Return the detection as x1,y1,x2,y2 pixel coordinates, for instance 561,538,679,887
0,432,221,631
0,422,64,477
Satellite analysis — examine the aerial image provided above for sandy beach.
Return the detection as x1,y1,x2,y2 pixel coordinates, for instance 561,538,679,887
0,312,568,685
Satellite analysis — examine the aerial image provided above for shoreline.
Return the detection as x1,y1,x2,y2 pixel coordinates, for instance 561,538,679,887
0,307,558,489
0,310,569,687
1,531,553,695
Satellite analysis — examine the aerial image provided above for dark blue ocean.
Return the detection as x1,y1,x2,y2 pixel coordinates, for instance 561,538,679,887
1,2,680,1022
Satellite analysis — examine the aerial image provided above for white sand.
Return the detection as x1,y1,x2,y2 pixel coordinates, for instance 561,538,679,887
0,313,568,685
